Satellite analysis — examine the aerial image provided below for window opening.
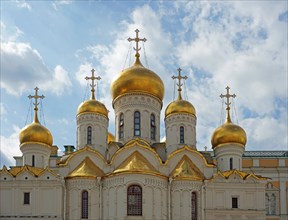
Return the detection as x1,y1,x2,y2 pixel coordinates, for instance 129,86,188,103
180,126,184,144
87,126,92,144
191,192,197,220
150,114,156,140
134,111,141,136
119,113,124,139
230,157,233,170
24,192,30,205
127,185,142,216
82,190,88,219
32,155,35,167
232,197,238,208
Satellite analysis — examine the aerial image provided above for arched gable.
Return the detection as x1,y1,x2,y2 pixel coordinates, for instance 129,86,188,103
58,146,107,176
166,146,214,178
110,138,163,172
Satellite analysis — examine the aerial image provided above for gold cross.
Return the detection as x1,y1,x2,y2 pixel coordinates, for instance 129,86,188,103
220,86,236,110
172,68,188,99
28,87,44,123
85,69,101,100
128,29,147,57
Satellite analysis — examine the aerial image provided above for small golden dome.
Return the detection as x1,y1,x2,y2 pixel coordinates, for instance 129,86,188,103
107,132,115,143
19,122,53,146
77,99,108,117
165,98,196,118
111,57,164,102
211,112,247,148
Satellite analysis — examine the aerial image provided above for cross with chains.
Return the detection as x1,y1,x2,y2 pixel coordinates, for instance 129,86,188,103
128,29,147,57
28,87,45,111
172,68,188,93
220,86,236,110
85,69,101,99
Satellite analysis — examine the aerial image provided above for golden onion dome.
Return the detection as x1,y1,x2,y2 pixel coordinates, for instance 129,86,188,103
77,99,108,117
165,96,196,118
211,111,247,148
107,132,115,143
110,56,164,102
19,121,53,146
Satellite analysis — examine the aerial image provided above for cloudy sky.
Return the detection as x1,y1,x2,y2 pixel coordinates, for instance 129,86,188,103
1,0,287,167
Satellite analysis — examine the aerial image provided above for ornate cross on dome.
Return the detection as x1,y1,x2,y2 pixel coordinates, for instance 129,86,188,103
28,87,44,123
172,67,188,100
85,68,101,100
220,86,236,110
128,29,147,57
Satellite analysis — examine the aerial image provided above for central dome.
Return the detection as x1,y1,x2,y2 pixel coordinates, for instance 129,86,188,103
111,57,164,102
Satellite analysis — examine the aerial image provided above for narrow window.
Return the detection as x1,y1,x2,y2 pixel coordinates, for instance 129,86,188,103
180,126,184,144
271,194,276,215
191,192,197,220
232,197,238,208
134,111,141,137
24,192,30,205
127,185,142,216
82,190,88,219
87,126,92,144
119,113,124,139
150,114,156,140
32,155,35,167
230,158,233,170
265,193,269,215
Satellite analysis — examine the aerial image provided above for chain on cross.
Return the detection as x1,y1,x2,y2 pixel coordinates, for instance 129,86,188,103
28,87,45,112
220,86,236,110
172,68,188,99
128,29,147,57
85,68,101,100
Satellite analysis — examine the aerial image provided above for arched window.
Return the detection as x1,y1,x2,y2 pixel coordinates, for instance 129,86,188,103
229,158,233,170
119,113,124,139
87,126,92,144
127,185,142,216
32,155,35,167
134,111,141,137
180,126,184,144
150,114,156,140
191,192,197,220
81,190,88,219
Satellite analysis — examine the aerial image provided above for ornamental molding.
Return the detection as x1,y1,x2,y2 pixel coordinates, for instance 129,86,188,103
171,180,202,191
66,179,99,190
77,114,108,124
114,94,161,112
144,177,167,189
165,114,196,125
103,176,124,188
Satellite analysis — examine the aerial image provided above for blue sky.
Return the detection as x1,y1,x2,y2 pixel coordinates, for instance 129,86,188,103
1,0,287,167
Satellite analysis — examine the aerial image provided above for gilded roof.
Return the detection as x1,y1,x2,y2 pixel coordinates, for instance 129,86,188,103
66,157,104,179
171,155,204,180
0,165,56,177
113,151,158,174
213,169,267,180
110,57,164,102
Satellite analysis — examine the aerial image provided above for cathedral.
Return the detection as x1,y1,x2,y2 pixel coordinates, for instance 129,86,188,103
0,30,287,220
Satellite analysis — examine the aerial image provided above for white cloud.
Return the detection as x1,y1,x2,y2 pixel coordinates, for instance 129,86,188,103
1,42,72,96
0,125,22,167
52,0,72,10
15,0,31,11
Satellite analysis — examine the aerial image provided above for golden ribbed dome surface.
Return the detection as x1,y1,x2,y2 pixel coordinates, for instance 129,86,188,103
110,57,164,101
19,122,53,146
77,99,108,117
211,120,247,148
165,98,196,117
